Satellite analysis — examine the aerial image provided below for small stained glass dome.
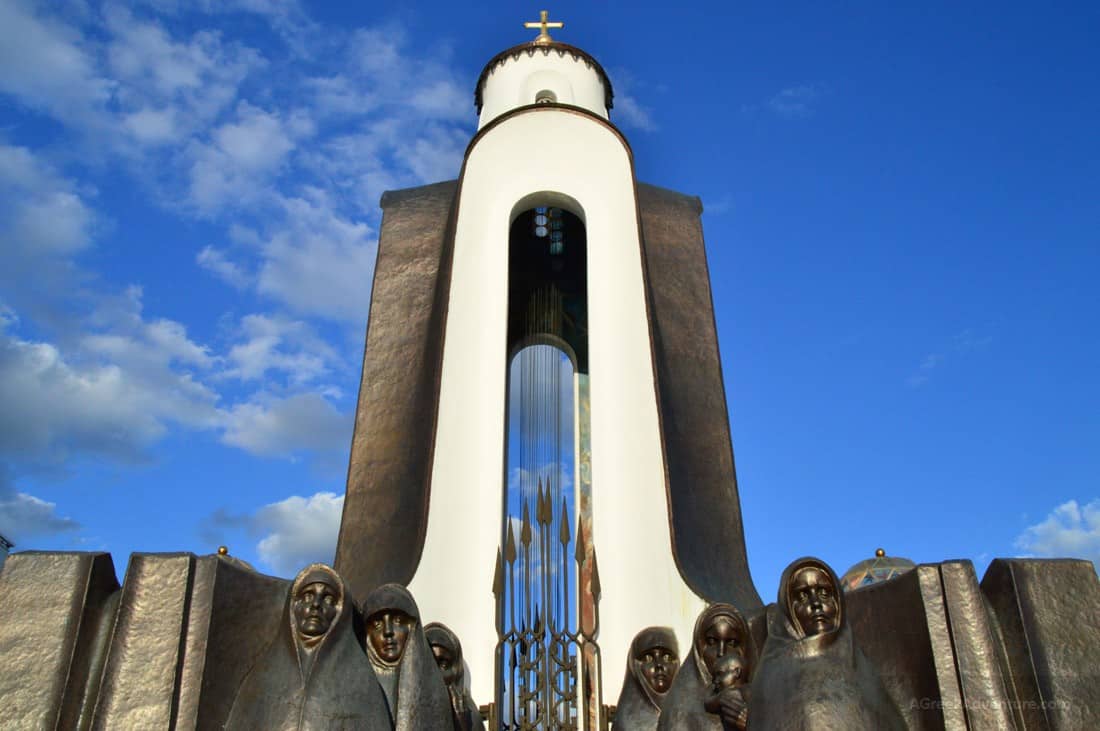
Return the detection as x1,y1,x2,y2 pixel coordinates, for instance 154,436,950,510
840,548,915,592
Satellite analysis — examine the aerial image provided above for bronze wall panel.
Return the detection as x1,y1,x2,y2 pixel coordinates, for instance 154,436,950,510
334,181,459,603
846,566,949,730
939,560,1017,729
0,551,118,729
981,559,1100,730
91,553,195,729
636,182,761,610
194,557,289,729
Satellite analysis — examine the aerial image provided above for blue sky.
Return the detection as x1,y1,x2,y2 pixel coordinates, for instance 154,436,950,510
0,0,1097,601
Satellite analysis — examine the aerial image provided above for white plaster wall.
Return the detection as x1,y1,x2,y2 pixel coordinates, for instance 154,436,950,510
479,52,609,128
409,110,704,708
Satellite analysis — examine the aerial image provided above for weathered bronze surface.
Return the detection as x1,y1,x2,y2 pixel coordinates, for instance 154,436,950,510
938,561,1018,729
334,181,459,601
658,603,752,731
425,621,487,731
844,564,961,730
703,652,750,730
981,558,1100,730
0,552,118,730
751,557,905,730
225,563,391,730
636,182,762,611
612,626,680,731
362,583,453,730
91,552,200,728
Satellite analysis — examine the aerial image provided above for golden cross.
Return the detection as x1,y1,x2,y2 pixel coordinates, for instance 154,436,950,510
524,10,563,45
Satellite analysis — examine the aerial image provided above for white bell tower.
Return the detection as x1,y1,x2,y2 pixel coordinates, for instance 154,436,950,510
406,12,704,721
336,11,761,726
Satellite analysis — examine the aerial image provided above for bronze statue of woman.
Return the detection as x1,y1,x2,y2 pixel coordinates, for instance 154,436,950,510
362,583,453,730
225,564,391,730
657,604,753,731
424,622,486,731
749,556,905,730
612,626,680,731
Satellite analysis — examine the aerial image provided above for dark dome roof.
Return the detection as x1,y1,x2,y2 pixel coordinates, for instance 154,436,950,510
474,41,614,113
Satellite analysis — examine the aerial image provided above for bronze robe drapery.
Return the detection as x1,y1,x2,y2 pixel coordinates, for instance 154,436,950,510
750,557,905,731
658,604,751,731
424,622,486,731
362,583,453,731
612,626,679,731
225,564,391,731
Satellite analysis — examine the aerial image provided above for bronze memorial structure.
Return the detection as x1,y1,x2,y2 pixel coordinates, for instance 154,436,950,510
1,12,1098,731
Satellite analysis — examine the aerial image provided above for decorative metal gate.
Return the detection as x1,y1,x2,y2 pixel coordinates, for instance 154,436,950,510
493,480,602,730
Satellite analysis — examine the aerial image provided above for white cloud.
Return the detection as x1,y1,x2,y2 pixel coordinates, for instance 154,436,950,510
253,491,343,576
188,102,303,213
122,106,179,143
607,68,657,132
766,84,825,118
906,330,992,388
104,7,265,144
349,27,405,76
222,313,338,385
0,1,113,123
0,297,220,467
255,192,376,322
0,144,97,256
1016,499,1100,569
906,353,942,388
392,124,468,185
0,466,79,543
614,94,657,132
197,245,253,288
221,392,350,458
131,0,316,54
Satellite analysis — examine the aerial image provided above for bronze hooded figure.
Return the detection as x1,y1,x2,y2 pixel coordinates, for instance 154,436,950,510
424,622,486,731
225,564,391,730
657,604,752,731
612,626,680,731
362,583,452,730
749,556,905,730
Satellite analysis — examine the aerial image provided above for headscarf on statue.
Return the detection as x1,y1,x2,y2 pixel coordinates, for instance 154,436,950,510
657,604,753,731
612,626,680,731
750,557,905,731
362,583,453,730
225,564,391,730
424,622,486,731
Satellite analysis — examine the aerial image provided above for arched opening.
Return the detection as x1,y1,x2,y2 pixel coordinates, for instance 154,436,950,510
499,204,591,727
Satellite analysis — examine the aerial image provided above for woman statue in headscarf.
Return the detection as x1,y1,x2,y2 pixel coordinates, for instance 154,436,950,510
362,583,453,730
749,556,905,730
611,626,680,731
225,564,391,730
657,604,753,731
424,622,486,731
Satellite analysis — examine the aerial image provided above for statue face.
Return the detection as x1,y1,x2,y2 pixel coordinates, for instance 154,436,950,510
710,651,746,691
293,580,340,638
698,615,744,676
367,610,414,663
635,644,677,695
789,566,839,636
431,642,460,686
